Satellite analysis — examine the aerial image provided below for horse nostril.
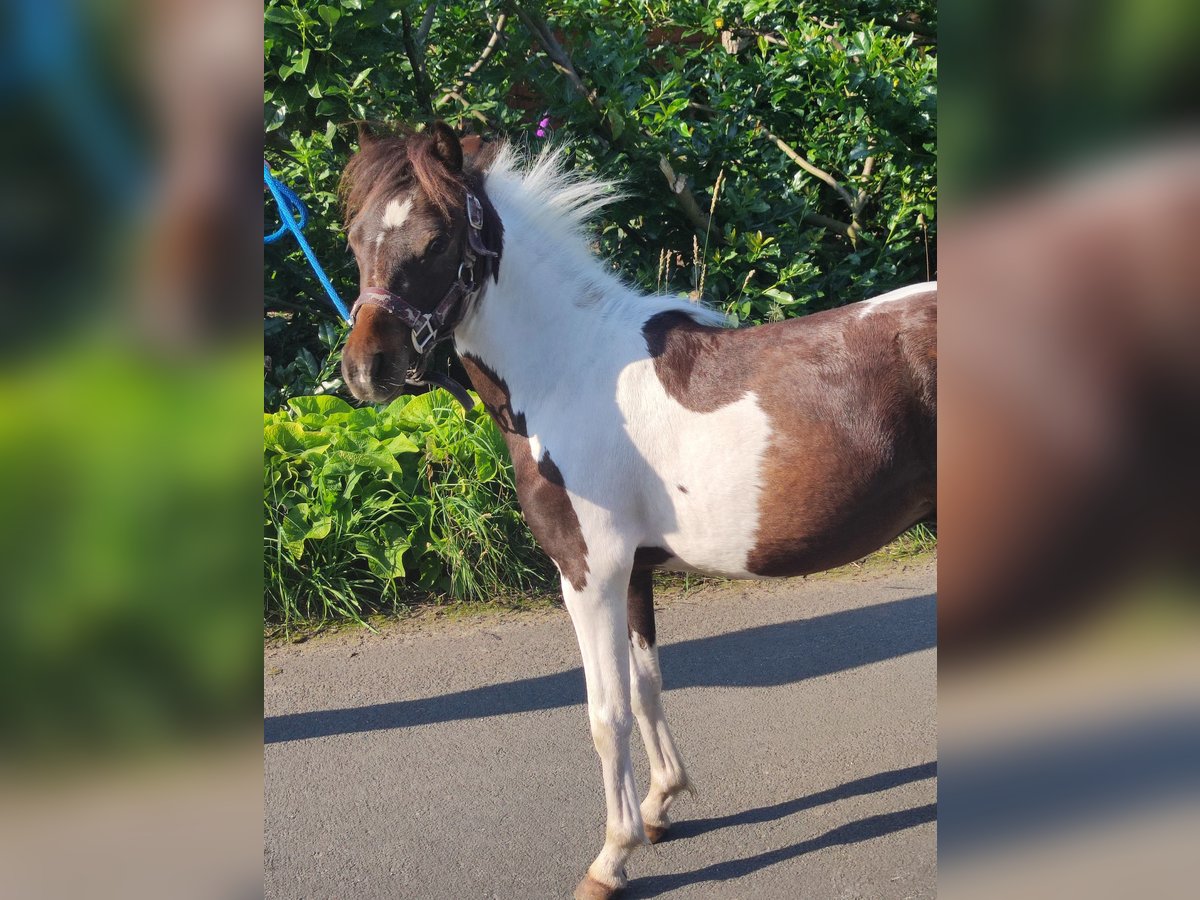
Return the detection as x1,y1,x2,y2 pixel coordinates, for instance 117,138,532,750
370,351,386,380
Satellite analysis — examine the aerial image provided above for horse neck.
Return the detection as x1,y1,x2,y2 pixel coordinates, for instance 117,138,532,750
454,198,638,409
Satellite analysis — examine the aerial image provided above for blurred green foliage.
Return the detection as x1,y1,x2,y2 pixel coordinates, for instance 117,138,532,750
265,390,554,627
940,0,1200,197
265,0,937,405
0,343,261,759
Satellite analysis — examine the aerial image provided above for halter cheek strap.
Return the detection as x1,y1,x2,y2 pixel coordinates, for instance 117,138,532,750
348,190,499,404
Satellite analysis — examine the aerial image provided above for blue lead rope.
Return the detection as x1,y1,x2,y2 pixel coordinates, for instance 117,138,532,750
264,161,352,323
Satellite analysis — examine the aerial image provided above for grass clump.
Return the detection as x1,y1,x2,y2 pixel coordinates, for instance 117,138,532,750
264,390,555,629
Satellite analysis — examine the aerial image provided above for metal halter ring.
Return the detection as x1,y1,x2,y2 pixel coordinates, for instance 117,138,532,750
411,316,438,354
465,192,484,230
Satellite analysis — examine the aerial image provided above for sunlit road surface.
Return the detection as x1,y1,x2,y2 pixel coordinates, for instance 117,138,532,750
265,561,936,899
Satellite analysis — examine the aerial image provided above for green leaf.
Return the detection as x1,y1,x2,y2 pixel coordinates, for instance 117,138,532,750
288,395,354,417
385,434,421,455
265,103,287,131
317,5,341,27
306,518,333,541
607,109,625,141
355,523,410,579
265,422,332,455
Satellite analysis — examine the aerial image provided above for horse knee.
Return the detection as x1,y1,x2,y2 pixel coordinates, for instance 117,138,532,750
588,709,633,756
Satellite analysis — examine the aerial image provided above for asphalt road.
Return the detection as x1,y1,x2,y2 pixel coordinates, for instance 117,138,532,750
264,560,936,899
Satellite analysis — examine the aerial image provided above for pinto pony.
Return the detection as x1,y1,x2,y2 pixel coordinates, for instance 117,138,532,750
339,123,936,899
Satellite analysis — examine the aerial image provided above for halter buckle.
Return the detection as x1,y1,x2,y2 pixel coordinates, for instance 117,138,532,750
465,192,484,231
411,316,438,354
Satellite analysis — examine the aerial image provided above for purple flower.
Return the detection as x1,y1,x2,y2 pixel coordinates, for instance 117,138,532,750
535,116,550,138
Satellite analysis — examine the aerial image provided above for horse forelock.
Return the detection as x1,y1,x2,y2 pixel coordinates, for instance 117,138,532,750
339,129,466,226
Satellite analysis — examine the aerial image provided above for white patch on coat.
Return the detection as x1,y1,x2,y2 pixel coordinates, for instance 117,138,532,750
615,364,772,577
381,197,413,229
856,280,937,318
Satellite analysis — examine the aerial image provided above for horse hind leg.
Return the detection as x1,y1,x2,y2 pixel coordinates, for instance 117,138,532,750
627,567,692,844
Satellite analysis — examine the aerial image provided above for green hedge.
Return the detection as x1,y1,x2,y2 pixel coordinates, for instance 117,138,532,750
266,0,936,406
265,390,554,625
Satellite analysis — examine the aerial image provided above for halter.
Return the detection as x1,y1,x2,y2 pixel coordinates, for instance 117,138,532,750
348,190,497,406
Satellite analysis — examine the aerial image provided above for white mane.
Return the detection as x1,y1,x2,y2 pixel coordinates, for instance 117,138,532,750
481,143,729,328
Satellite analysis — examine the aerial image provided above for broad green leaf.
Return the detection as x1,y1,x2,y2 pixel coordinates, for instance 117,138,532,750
385,434,421,455
265,422,331,454
317,4,341,27
265,103,287,131
288,395,354,417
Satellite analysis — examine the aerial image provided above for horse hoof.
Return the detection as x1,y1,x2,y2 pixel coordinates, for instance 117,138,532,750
644,822,669,844
574,874,620,900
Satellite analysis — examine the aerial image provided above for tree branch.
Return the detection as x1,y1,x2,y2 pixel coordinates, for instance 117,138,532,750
852,154,875,219
882,17,936,39
400,9,433,113
436,13,508,108
510,3,719,240
802,212,858,243
438,90,499,127
658,155,713,235
759,124,855,209
509,4,600,113
416,1,439,46
757,122,878,246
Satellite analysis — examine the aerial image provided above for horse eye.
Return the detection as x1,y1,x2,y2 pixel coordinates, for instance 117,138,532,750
429,236,449,255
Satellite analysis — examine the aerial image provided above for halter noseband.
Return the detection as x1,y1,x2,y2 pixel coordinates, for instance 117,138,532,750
349,190,497,360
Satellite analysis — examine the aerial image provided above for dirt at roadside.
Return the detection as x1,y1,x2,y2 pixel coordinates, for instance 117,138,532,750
265,553,936,656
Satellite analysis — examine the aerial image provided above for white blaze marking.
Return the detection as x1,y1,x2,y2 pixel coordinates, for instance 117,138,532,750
382,197,413,229
856,280,936,318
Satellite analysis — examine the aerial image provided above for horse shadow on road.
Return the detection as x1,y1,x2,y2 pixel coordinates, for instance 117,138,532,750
623,761,937,896
264,591,935,744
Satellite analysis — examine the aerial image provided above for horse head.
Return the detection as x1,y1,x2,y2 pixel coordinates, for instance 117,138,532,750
339,121,501,403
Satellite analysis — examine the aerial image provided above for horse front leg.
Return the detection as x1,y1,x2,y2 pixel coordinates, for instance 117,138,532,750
562,559,646,900
627,567,692,844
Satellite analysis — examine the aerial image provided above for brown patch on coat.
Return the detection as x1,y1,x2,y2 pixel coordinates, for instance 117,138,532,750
643,290,937,577
627,546,674,646
626,568,655,647
461,354,589,591
633,546,674,568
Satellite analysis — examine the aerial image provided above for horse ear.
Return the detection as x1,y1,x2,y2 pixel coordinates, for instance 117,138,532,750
355,120,377,148
429,121,464,174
